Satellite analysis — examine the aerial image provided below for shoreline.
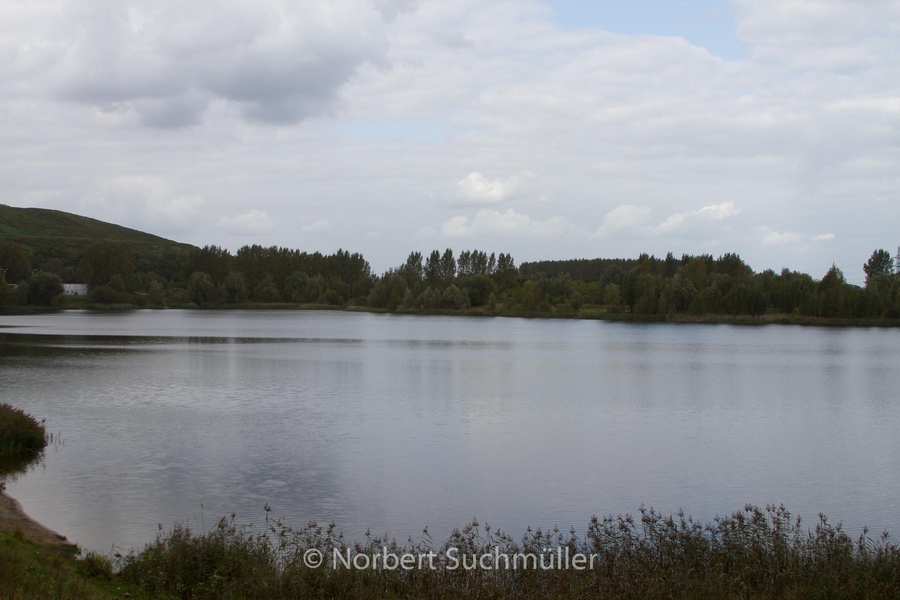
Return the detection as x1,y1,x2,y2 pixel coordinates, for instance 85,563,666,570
0,490,77,554
3,302,900,328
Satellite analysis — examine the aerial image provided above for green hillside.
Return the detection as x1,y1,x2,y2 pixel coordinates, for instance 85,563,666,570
0,204,194,280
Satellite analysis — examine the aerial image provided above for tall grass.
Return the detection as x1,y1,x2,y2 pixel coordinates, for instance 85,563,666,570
0,404,47,463
117,504,900,599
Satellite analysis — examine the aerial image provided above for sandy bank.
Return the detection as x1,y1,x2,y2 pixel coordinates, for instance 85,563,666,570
0,491,77,553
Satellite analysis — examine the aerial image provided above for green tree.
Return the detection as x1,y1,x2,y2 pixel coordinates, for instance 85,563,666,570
400,252,424,282
368,271,408,310
187,272,216,307
863,249,894,288
486,292,498,310
663,275,697,313
424,250,441,285
440,248,457,283
0,241,31,283
252,275,281,303
817,264,849,318
441,284,468,309
603,283,621,312
40,257,74,283
26,272,63,306
690,285,725,314
148,280,165,307
224,271,248,303
400,288,417,310
715,253,752,279
569,289,584,311
0,274,9,306
181,245,232,284
78,241,135,287
460,274,495,307
419,286,438,309
494,253,517,286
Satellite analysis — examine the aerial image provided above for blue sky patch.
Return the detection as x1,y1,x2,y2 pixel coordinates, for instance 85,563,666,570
541,0,744,60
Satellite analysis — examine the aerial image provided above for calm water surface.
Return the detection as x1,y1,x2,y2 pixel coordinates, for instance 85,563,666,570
1,310,899,554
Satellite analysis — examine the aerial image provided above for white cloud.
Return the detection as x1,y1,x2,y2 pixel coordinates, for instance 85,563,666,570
88,176,205,231
811,233,835,242
760,227,801,246
734,0,900,70
826,98,900,115
414,225,436,238
652,201,741,235
593,205,652,238
218,210,274,235
4,0,402,127
442,209,577,239
301,220,332,234
152,196,207,229
441,216,472,237
451,171,534,206
594,201,740,240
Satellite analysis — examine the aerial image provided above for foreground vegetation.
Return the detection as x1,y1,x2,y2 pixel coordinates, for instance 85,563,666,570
3,501,899,599
0,531,147,600
0,404,46,466
9,505,897,600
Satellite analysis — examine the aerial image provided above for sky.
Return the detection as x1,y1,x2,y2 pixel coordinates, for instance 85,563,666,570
1,0,899,284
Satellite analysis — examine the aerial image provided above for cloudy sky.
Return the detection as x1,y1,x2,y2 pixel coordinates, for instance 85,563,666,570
1,0,898,283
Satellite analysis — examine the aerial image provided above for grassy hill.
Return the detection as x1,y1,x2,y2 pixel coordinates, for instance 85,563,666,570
0,204,194,280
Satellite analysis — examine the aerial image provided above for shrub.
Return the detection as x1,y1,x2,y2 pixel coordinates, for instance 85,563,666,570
26,272,63,306
0,404,46,461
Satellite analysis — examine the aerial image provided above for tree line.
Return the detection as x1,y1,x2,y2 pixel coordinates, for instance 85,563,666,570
1,238,899,321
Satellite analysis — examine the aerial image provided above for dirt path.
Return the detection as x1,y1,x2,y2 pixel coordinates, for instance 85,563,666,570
0,491,78,553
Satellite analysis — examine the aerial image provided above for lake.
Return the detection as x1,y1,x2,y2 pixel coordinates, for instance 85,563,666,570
1,310,899,555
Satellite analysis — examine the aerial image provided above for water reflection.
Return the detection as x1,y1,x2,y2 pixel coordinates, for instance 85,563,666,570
1,311,899,555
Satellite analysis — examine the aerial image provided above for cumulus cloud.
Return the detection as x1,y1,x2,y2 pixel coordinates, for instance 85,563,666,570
734,0,900,70
89,176,205,231
441,209,577,239
414,225,436,238
652,201,741,235
760,227,801,246
371,0,420,22
451,171,534,206
594,202,741,240
151,196,207,229
301,220,332,234
593,205,652,238
218,210,274,235
811,233,835,242
4,0,404,127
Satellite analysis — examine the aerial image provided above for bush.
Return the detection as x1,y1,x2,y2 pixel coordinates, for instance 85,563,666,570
26,272,63,306
0,404,46,461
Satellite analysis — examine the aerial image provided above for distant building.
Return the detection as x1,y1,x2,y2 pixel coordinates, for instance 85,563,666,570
63,283,89,296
